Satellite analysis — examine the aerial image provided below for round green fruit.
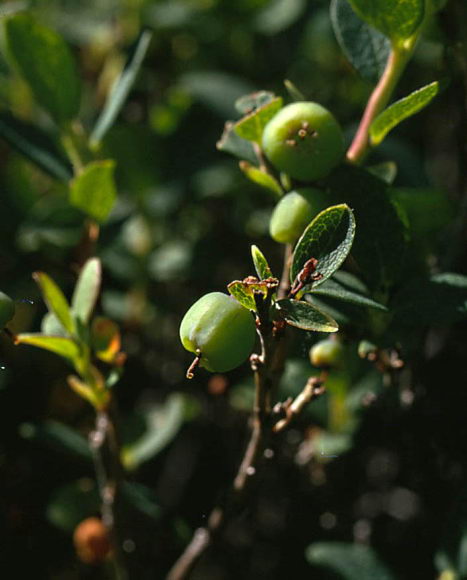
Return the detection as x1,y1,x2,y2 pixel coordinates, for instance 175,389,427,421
180,292,256,373
262,102,344,182
0,291,15,328
269,187,329,244
309,338,344,369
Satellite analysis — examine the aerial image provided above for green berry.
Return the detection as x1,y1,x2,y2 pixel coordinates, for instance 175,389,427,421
309,338,344,369
262,102,344,182
180,292,256,374
269,187,329,244
0,291,15,328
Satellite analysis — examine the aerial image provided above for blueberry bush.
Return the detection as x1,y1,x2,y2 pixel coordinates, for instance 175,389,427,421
0,1,466,579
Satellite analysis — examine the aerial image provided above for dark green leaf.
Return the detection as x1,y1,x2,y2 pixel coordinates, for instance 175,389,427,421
234,97,283,143
90,29,153,147
326,165,408,291
235,91,276,115
291,204,356,288
122,394,185,471
71,258,102,324
4,13,81,124
217,121,257,164
121,481,161,521
306,542,395,580
347,0,424,43
69,160,117,223
392,273,467,327
239,161,282,197
275,299,338,332
46,479,100,532
331,0,390,83
251,245,274,280
310,278,388,311
19,420,91,463
16,333,80,363
33,271,76,335
370,81,442,145
0,112,72,181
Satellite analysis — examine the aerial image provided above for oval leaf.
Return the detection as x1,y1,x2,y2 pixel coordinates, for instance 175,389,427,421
15,333,80,363
33,272,75,335
310,278,388,311
234,97,283,143
239,161,283,197
251,245,274,280
347,0,424,43
275,299,338,332
370,81,442,146
90,29,153,147
71,257,102,324
4,13,81,124
331,0,390,84
69,160,117,223
291,204,356,288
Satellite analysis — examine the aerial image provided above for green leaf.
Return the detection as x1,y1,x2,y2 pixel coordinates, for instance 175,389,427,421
275,299,338,332
69,160,117,223
216,121,257,164
19,420,91,463
254,0,307,35
326,165,408,291
239,161,283,197
347,0,424,43
90,29,153,147
310,278,388,311
71,258,101,324
121,481,161,521
370,81,442,145
367,161,398,184
234,97,283,143
15,333,80,363
251,245,274,280
227,279,274,311
0,112,72,181
306,542,395,580
283,79,305,101
291,204,356,288
392,273,467,327
4,13,81,124
46,479,100,532
41,312,68,337
122,394,185,471
331,0,390,83
235,91,277,115
33,272,76,335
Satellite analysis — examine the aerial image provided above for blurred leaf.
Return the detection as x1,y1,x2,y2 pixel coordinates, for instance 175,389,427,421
284,79,305,101
370,81,442,145
310,278,388,311
33,271,75,335
46,478,99,532
19,420,91,463
71,258,101,324
251,245,274,280
217,121,257,163
367,161,398,184
90,29,153,148
254,0,307,35
331,0,390,83
239,161,282,196
4,13,81,124
392,273,467,327
121,481,161,522
41,312,68,337
347,0,424,43
122,394,185,471
69,160,117,223
435,485,467,577
15,333,80,363
91,317,121,363
306,542,395,579
275,299,338,332
234,97,283,143
235,91,277,115
326,165,407,291
291,204,356,288
0,112,72,181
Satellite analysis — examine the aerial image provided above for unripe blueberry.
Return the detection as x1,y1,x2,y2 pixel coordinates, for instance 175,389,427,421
309,338,344,369
269,187,329,244
180,292,256,373
262,102,344,182
0,291,15,328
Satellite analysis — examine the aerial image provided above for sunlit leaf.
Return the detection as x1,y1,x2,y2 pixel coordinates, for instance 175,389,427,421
33,272,75,335
16,333,80,363
275,299,338,332
239,161,282,197
69,160,117,223
251,245,274,280
71,258,101,324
